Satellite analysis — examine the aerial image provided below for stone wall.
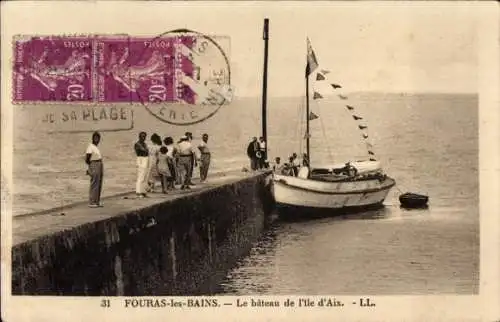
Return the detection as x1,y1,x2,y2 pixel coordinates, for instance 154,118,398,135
12,172,274,295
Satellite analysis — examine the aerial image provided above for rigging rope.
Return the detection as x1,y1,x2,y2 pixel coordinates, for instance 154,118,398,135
315,100,335,162
311,68,378,162
299,97,305,156
292,97,301,143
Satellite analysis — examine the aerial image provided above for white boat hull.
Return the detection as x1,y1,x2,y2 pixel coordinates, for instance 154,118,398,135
272,174,395,210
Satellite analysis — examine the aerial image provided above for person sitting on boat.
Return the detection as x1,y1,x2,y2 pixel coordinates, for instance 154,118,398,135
272,157,281,172
302,153,309,167
290,153,300,176
273,157,288,174
284,156,297,176
343,162,358,177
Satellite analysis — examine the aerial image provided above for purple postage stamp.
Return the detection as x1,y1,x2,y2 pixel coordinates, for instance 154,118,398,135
96,35,197,104
13,36,93,103
115,31,232,126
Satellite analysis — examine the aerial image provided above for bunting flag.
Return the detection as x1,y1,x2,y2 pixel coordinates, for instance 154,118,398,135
306,38,319,77
310,66,376,161
309,111,319,120
316,73,326,81
313,92,323,100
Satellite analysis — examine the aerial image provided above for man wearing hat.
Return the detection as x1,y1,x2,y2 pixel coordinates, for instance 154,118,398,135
177,135,194,189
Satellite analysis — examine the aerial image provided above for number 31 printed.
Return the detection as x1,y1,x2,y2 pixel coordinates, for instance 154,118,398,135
101,299,111,308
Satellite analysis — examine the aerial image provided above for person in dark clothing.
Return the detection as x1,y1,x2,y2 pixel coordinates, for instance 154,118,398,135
289,155,299,177
163,136,177,189
134,131,149,197
258,136,267,169
302,153,309,167
246,137,260,171
185,132,196,186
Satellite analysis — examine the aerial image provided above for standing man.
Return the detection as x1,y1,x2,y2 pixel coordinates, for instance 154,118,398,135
177,135,194,189
258,136,267,169
246,137,259,171
198,133,211,182
185,132,196,186
134,131,149,198
85,131,103,208
175,136,183,186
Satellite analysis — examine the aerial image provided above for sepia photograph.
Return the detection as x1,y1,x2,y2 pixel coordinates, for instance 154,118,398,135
1,1,498,321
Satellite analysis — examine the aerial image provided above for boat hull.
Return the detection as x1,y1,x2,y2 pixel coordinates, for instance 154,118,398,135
272,174,396,210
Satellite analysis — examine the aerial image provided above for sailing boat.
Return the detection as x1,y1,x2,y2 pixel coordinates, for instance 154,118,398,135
268,30,396,211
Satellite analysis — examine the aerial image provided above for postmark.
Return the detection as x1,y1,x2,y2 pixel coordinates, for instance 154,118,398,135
13,35,94,104
96,30,233,125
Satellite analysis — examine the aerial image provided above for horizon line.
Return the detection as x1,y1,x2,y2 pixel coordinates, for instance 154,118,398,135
235,91,479,99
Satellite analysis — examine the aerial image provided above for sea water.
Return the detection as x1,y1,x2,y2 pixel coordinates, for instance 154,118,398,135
12,93,479,294
216,93,479,295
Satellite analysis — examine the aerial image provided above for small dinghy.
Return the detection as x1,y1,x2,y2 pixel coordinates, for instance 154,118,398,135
399,192,429,209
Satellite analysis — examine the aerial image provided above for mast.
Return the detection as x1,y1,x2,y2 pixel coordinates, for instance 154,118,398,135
262,18,269,159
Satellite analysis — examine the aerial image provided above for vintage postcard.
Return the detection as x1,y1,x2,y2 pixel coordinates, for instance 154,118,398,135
1,1,499,321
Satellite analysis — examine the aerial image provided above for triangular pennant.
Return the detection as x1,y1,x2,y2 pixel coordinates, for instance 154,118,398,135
362,134,369,139
316,73,326,81
346,105,354,110
306,38,319,77
368,150,375,155
320,69,330,75
309,111,319,120
313,92,323,100
331,83,342,89
352,115,363,120
338,94,348,100
358,125,367,130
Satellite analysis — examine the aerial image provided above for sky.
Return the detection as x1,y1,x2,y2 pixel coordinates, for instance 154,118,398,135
2,2,479,98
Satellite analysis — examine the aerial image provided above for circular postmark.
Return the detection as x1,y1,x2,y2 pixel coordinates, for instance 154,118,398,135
134,29,233,126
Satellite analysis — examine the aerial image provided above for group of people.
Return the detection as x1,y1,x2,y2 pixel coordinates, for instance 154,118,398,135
272,152,309,177
244,135,312,177
84,130,212,207
246,136,268,170
135,131,211,198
